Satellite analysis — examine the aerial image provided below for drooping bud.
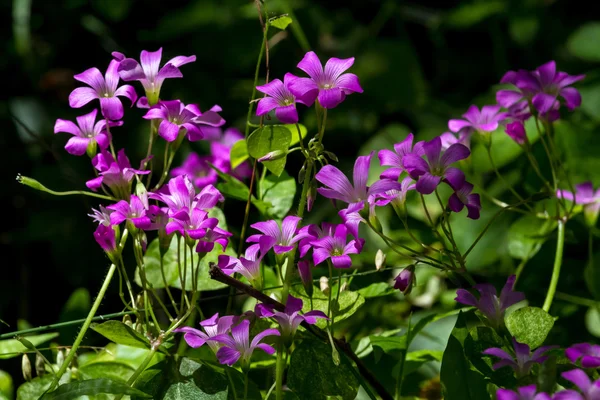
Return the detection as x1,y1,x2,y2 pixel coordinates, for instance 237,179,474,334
307,179,317,212
22,354,32,381
320,276,330,295
122,314,133,327
505,121,527,145
16,174,46,192
375,249,386,271
368,210,383,234
258,150,287,162
394,265,416,295
93,224,118,260
298,260,313,298
35,353,46,376
584,204,600,228
56,349,65,368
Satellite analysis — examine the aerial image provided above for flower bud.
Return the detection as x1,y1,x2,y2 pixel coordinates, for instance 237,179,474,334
505,121,527,145
86,139,98,158
16,174,46,192
375,249,386,271
307,179,317,212
22,354,32,382
298,260,313,298
258,150,287,162
122,314,133,327
320,276,330,295
584,204,600,228
35,353,46,376
394,265,416,295
56,349,65,368
368,211,383,234
93,224,118,260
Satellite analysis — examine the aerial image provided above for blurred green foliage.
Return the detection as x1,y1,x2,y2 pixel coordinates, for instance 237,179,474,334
4,0,600,395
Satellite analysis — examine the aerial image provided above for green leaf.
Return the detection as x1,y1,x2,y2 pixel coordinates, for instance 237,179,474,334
357,282,396,298
586,306,600,337
403,350,444,376
0,370,13,400
440,312,490,400
285,124,307,146
408,309,463,345
507,215,556,259
287,339,359,400
0,333,58,360
258,170,296,219
369,335,407,362
40,378,151,399
464,326,515,388
505,306,555,349
16,375,53,400
90,321,151,350
229,140,248,170
291,286,365,329
139,236,230,292
269,15,292,30
247,126,291,176
445,1,505,28
568,22,600,62
78,361,135,382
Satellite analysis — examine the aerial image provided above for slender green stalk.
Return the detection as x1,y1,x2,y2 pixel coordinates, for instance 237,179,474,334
114,345,158,400
486,145,530,208
555,292,599,308
245,14,269,137
275,343,285,400
244,371,249,400
48,263,117,391
16,175,117,201
542,219,566,312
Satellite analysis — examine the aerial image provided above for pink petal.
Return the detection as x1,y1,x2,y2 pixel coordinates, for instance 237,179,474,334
99,97,124,121
318,88,345,109
324,57,355,81
297,51,323,81
73,67,105,91
65,136,91,156
69,87,99,108
335,72,363,93
54,119,81,136
275,104,298,124
158,120,181,142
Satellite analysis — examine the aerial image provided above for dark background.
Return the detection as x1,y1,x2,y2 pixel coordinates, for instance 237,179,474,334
3,0,600,392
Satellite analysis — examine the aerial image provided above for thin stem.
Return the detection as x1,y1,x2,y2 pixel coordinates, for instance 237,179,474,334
486,145,530,208
160,254,178,313
542,219,566,312
275,342,285,400
555,292,599,308
317,108,328,146
16,175,117,201
114,345,158,400
48,264,117,391
244,371,249,400
245,4,269,136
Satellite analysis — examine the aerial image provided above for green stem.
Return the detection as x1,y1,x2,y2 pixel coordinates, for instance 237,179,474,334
244,371,249,400
115,345,158,400
16,175,117,201
485,145,530,209
275,343,285,400
48,264,117,391
245,14,269,137
542,219,566,312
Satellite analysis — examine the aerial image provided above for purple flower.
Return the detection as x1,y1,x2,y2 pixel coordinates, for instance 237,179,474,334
440,131,471,150
93,224,117,255
506,121,527,145
298,223,337,258
372,176,416,218
88,205,113,226
149,176,223,221
142,100,225,142
256,73,305,124
287,51,363,109
557,182,600,227
448,182,481,219
394,266,415,295
171,152,219,190
402,136,470,194
297,260,314,296
107,195,151,230
316,152,401,208
247,216,311,254
497,61,585,118
566,343,600,369
174,313,235,353
255,295,327,342
496,385,551,400
166,207,217,239
196,226,232,254
211,319,280,368
448,105,509,136
482,338,557,378
113,48,195,106
378,133,423,181
218,236,275,288
455,275,525,328
86,149,149,196
207,127,252,180
554,369,600,400
54,109,121,156
312,224,364,269
69,60,137,121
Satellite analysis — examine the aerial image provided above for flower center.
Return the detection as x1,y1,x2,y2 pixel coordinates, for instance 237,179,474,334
103,93,110,98
322,83,333,89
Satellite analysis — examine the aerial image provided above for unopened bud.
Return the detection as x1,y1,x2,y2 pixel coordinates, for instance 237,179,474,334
258,150,287,162
135,180,148,202
136,294,145,310
298,260,313,298
35,353,45,376
86,139,98,158
56,349,65,368
585,205,600,228
394,265,416,295
307,180,317,212
320,276,330,295
298,163,307,184
375,249,386,271
340,281,348,292
505,121,527,145
16,174,46,192
22,354,32,381
323,151,338,162
122,314,133,327
368,212,383,234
